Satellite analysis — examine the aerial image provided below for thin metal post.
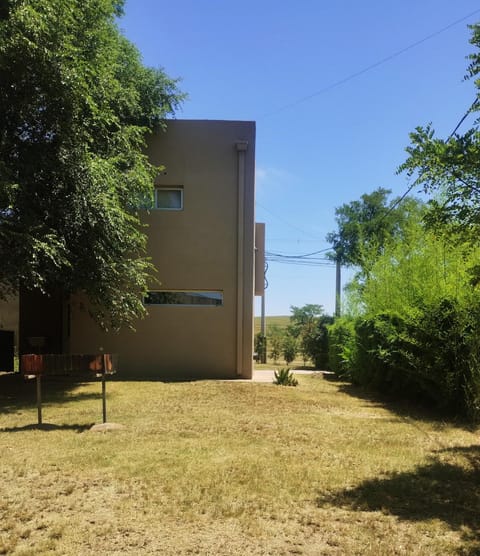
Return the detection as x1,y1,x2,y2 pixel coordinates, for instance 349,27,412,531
102,373,107,423
260,294,266,364
102,354,107,423
36,374,42,425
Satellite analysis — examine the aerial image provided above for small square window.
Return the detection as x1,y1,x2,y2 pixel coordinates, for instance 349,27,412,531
155,188,183,210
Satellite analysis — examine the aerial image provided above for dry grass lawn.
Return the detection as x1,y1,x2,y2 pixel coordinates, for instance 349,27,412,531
1,372,479,555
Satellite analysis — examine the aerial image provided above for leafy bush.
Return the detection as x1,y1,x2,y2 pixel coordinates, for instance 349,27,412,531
287,305,333,368
328,318,356,377
273,367,298,387
254,333,267,363
282,333,297,365
346,301,480,420
332,218,480,421
308,315,334,369
351,311,416,393
268,325,283,364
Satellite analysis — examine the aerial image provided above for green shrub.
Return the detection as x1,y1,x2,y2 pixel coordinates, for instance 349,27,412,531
341,302,480,420
282,333,297,365
405,298,480,419
254,333,267,363
268,325,283,364
307,316,334,370
351,311,416,393
328,318,356,378
273,367,298,387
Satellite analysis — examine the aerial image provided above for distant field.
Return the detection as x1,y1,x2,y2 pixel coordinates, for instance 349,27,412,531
253,315,290,334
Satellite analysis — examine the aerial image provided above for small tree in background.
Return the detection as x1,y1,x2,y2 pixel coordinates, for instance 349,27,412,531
254,332,267,364
287,304,333,368
282,332,297,365
268,324,283,364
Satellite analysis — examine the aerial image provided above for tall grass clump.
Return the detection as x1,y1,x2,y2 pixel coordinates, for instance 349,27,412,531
331,219,480,421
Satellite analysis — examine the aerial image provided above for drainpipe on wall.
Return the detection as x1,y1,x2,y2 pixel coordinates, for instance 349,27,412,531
236,141,248,375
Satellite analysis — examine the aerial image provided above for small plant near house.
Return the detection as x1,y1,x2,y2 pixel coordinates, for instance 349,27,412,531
273,367,298,387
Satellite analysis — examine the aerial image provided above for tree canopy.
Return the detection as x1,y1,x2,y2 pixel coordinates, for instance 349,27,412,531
0,0,184,328
326,187,422,270
398,23,480,239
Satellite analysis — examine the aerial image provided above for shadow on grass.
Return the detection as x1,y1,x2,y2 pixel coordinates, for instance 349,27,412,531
322,374,477,431
0,422,94,433
0,372,106,415
317,444,480,554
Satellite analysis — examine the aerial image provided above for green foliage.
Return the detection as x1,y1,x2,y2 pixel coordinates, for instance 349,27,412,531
288,304,333,368
355,220,480,317
398,24,480,247
282,333,297,365
327,318,355,377
336,213,480,420
0,0,184,328
254,332,267,364
306,315,334,369
326,187,423,271
288,304,323,336
273,367,298,387
268,324,283,364
348,303,480,420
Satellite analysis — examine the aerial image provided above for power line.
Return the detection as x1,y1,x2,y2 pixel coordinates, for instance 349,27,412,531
379,96,480,223
447,97,479,140
258,8,480,120
256,201,322,239
266,247,331,259
266,257,336,268
266,248,336,267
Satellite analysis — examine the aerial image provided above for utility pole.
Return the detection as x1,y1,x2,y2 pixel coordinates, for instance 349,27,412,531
335,257,341,318
260,293,266,337
260,261,268,363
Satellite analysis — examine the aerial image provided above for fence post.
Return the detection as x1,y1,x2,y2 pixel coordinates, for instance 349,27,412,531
102,354,107,423
36,374,42,425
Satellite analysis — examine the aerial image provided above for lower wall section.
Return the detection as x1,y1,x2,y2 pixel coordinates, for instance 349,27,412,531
69,296,252,379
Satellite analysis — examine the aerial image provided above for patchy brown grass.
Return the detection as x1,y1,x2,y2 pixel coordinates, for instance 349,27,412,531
0,372,479,555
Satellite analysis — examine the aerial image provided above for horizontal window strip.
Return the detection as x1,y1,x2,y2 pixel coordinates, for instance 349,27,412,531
145,291,223,306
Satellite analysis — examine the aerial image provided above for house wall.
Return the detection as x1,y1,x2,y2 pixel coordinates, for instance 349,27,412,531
69,120,256,379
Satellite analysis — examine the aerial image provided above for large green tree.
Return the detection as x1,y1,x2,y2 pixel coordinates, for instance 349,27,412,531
0,0,184,328
326,187,422,271
399,23,480,239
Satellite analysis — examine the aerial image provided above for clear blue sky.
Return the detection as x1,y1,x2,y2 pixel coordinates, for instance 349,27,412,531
120,1,480,316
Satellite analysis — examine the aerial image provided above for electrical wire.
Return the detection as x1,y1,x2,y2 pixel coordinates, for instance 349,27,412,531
256,201,322,240
447,97,479,140
266,248,336,267
266,248,331,259
258,8,480,120
379,96,480,224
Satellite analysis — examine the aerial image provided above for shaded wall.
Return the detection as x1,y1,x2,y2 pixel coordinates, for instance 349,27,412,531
19,289,64,355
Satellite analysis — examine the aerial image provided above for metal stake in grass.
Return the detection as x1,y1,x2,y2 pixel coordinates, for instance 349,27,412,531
102,354,107,424
36,374,42,425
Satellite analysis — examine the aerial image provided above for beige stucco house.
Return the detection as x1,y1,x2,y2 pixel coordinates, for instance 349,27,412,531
12,119,261,379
